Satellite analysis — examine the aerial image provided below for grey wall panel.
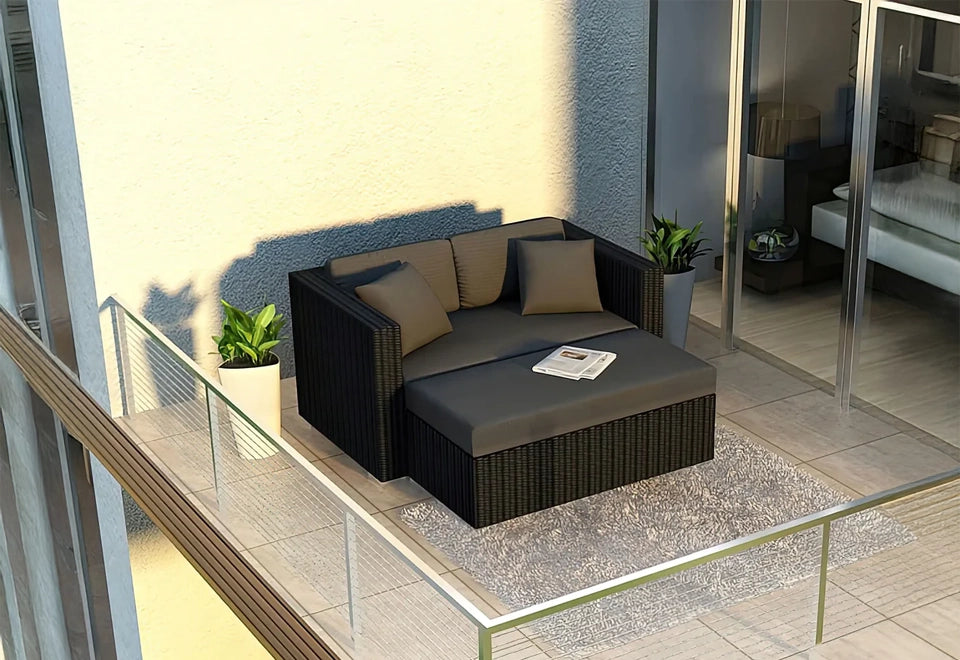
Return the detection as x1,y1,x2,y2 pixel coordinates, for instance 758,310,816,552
654,0,733,281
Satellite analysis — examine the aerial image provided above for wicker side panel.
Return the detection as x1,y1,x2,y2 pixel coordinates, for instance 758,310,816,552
290,269,406,480
640,263,664,338
562,220,664,337
408,395,715,528
406,414,478,524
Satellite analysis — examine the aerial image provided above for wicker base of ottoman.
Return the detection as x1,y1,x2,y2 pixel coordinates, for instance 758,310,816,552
406,394,716,527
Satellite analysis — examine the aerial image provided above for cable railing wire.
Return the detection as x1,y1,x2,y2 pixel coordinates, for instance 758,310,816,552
104,296,490,659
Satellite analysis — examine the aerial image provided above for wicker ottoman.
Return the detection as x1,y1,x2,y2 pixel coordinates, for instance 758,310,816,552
405,329,717,527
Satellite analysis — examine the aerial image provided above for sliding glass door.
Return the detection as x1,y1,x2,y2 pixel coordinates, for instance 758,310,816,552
737,0,860,386
855,3,960,442
718,0,960,447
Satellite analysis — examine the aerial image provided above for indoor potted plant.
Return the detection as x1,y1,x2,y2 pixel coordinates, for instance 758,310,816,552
640,212,710,349
213,300,286,459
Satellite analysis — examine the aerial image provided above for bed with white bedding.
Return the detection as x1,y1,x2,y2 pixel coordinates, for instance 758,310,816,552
811,161,960,295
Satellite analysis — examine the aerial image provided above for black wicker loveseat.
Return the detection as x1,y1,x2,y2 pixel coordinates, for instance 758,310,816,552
290,217,716,527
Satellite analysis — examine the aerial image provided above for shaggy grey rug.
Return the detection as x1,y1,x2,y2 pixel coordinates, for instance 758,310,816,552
400,426,915,655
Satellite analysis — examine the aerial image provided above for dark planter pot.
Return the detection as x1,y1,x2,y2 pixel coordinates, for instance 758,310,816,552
663,269,696,349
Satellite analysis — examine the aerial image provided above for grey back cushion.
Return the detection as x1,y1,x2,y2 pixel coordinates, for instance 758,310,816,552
327,239,460,312
449,217,565,308
332,260,402,291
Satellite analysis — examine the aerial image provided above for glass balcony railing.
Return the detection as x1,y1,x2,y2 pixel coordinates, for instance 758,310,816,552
100,296,960,659
102,297,486,658
2,298,957,658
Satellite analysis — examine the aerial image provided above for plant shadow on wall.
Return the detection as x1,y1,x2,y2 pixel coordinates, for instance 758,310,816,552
218,204,502,378
571,0,648,248
141,282,199,406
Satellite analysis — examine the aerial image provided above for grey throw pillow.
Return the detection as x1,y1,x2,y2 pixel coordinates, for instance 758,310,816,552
518,239,602,315
355,263,453,356
500,233,564,300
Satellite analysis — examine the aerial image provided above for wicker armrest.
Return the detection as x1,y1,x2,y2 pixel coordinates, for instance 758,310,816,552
288,268,405,480
563,221,664,337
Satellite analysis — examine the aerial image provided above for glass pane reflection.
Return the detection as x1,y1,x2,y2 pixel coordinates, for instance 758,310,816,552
856,8,960,445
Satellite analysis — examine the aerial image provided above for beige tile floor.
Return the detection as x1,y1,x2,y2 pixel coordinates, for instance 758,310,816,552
691,278,960,445
121,323,960,659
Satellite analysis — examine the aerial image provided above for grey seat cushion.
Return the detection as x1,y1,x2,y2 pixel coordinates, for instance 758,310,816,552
405,329,716,457
449,217,565,308
401,301,635,382
326,239,460,312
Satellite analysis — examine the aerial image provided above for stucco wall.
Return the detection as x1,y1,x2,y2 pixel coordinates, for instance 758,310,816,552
58,1,648,376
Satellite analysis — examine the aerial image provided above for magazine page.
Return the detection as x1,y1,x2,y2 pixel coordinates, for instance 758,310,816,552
533,366,582,380
533,346,603,380
579,352,616,380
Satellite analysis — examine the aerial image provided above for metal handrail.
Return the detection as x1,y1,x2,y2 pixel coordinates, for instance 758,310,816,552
481,466,960,640
103,296,492,631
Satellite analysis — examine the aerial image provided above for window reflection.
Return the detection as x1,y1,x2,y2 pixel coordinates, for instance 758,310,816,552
856,9,960,443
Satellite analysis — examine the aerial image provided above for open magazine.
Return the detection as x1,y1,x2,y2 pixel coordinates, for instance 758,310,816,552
532,345,617,381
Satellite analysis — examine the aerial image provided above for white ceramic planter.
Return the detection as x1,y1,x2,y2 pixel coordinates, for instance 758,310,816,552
662,269,696,349
217,361,281,459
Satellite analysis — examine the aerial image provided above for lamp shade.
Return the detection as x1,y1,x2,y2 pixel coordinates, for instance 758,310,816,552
748,102,821,160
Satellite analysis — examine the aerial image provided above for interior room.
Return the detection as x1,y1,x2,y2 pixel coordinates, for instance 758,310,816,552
692,0,960,446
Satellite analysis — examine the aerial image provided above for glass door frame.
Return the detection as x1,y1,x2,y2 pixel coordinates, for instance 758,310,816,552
722,0,960,409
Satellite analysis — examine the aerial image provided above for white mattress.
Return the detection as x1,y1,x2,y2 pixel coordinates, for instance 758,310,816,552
811,199,960,295
832,162,960,243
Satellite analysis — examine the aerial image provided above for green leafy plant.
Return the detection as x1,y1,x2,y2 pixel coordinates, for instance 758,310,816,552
212,300,286,368
640,211,710,274
749,228,787,254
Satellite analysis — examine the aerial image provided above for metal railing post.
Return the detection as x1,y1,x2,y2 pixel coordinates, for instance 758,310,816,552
815,520,831,644
344,511,362,637
110,304,135,416
205,384,222,503
478,627,493,660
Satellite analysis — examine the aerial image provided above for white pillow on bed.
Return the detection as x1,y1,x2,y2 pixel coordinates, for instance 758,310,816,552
833,161,960,243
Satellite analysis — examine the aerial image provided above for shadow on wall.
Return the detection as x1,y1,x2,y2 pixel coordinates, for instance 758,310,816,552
218,204,502,378
571,0,648,251
141,282,199,406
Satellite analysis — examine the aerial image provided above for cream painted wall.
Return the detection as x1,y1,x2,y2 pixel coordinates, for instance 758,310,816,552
58,1,647,374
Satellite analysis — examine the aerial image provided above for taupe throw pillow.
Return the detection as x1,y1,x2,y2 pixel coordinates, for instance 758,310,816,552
518,239,602,315
355,263,453,356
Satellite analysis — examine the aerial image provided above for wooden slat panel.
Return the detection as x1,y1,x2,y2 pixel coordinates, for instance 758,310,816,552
0,306,339,660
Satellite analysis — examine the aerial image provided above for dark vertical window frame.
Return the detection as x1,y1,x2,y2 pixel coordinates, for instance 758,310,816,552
644,0,658,230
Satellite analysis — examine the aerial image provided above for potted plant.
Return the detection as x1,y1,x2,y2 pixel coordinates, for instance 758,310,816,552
213,300,286,459
748,225,799,262
640,212,710,349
